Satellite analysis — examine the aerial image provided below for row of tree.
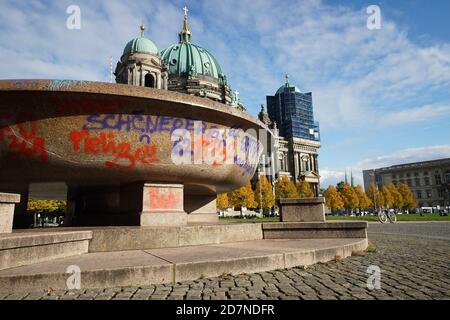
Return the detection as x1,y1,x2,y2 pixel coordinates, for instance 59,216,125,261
324,182,418,213
217,176,315,210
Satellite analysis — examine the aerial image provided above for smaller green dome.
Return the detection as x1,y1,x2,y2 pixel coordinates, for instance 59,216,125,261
276,83,301,95
123,36,159,56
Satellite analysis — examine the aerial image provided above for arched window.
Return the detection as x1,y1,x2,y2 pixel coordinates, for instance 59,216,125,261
145,73,155,88
302,156,310,172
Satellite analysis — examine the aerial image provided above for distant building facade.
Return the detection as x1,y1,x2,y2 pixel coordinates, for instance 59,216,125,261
258,76,321,196
363,158,450,208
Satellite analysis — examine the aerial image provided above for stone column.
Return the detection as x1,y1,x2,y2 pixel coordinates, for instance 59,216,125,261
315,155,319,173
293,152,299,182
140,183,187,226
299,153,306,172
0,193,20,233
184,195,218,224
140,68,144,86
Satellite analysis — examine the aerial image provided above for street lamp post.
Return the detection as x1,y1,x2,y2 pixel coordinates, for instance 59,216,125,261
259,176,263,216
369,171,378,214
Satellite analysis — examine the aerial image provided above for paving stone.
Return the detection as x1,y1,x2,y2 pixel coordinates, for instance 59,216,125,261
23,292,48,300
94,294,115,300
4,293,28,300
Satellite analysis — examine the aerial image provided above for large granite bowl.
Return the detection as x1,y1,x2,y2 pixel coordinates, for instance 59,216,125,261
0,80,265,195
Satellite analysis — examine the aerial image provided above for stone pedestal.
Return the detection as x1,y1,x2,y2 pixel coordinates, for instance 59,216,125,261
279,197,325,222
0,193,21,233
140,183,187,226
0,184,30,229
185,195,218,224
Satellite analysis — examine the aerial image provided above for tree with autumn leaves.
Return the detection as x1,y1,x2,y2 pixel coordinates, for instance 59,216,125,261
275,176,298,200
296,180,315,198
216,193,229,210
324,185,344,213
339,183,359,214
366,184,381,210
254,175,275,210
325,181,418,215
217,175,418,215
229,182,257,210
397,183,417,211
355,185,372,212
217,175,313,211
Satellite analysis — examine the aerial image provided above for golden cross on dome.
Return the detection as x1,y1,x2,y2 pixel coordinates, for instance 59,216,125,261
183,6,189,17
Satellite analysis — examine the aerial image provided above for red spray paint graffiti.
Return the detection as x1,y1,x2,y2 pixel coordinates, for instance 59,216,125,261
0,112,48,162
148,187,183,210
69,130,159,169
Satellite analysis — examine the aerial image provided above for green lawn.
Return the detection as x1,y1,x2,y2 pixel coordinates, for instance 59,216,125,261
219,213,450,223
326,213,450,222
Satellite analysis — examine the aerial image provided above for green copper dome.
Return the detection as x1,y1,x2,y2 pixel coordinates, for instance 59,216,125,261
161,43,224,80
160,9,225,81
276,74,301,95
123,26,159,56
276,83,301,95
123,36,159,55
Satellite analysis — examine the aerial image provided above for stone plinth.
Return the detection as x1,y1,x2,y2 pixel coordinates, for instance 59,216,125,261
141,183,187,226
279,197,325,222
0,193,20,233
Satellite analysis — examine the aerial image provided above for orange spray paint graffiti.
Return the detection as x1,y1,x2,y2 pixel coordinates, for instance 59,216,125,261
69,130,159,169
148,187,183,210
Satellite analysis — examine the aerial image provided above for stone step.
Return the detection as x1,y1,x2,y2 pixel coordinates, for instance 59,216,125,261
87,223,264,252
0,231,92,270
262,221,368,239
0,238,367,293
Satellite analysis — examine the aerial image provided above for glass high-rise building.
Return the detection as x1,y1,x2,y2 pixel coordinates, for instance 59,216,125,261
266,79,320,141
259,77,321,196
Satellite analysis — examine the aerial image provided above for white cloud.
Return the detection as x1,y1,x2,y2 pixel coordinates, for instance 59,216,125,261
197,0,450,128
357,145,450,169
381,104,450,126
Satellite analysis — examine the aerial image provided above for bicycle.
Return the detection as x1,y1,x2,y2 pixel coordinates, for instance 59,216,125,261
378,210,397,223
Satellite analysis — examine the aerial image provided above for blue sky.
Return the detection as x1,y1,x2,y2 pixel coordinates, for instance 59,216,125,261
1,0,449,187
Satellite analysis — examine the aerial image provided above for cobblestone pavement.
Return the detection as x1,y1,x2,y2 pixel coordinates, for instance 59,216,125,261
368,221,450,241
2,233,450,300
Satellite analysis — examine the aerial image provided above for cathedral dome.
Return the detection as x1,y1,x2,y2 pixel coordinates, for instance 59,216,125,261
161,43,224,80
123,25,159,56
160,7,225,82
